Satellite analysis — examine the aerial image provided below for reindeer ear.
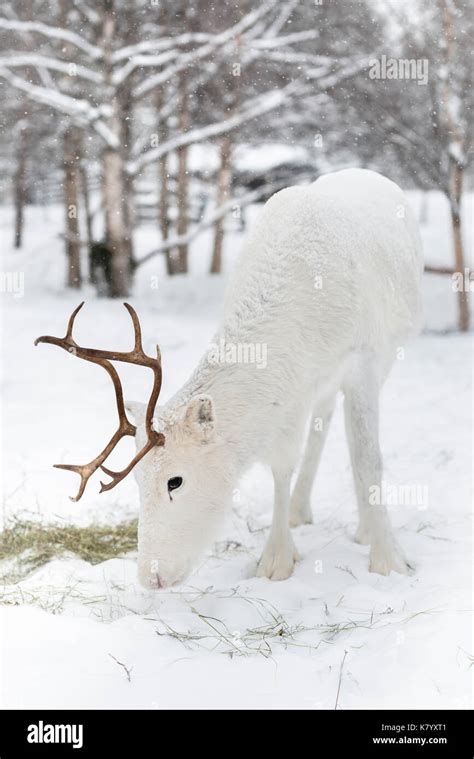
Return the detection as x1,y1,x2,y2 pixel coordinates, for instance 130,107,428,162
125,401,147,425
184,395,216,442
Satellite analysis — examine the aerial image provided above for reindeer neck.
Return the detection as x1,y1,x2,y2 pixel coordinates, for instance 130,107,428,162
166,341,271,473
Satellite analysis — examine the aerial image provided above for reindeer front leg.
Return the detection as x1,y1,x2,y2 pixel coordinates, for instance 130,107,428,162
257,466,300,580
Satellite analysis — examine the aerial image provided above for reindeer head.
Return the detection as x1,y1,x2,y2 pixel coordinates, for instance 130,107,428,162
126,393,233,589
35,303,232,589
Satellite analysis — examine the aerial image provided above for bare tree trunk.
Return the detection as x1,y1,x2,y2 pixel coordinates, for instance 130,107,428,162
58,0,81,289
449,165,469,332
120,86,135,270
123,170,135,269
13,125,28,249
63,127,82,288
101,1,131,297
174,70,189,274
79,160,96,285
210,28,240,274
156,87,173,275
159,147,172,274
79,162,93,250
103,140,130,297
210,135,232,274
440,0,469,331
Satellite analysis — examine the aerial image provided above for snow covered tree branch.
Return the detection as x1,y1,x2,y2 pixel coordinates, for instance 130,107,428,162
0,66,117,145
0,54,103,83
129,81,310,175
0,18,103,60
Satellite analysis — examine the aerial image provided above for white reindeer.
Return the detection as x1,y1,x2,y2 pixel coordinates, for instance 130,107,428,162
36,169,423,589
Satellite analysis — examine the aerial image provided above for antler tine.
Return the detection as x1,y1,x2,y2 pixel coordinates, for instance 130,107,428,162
34,301,85,350
54,463,93,503
98,318,164,493
53,416,135,501
65,301,85,341
35,301,135,431
35,302,165,500
99,432,165,493
49,360,136,500
123,302,144,354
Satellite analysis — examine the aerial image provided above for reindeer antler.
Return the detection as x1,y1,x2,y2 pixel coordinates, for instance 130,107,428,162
35,302,165,501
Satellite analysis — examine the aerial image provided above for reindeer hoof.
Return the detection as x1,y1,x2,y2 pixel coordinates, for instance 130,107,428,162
257,539,299,580
289,499,313,527
369,540,410,576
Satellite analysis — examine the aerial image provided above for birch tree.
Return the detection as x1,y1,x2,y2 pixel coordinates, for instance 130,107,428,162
352,0,473,330
1,1,318,289
0,0,383,285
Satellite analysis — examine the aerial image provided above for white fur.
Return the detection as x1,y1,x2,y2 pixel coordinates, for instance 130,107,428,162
130,169,423,588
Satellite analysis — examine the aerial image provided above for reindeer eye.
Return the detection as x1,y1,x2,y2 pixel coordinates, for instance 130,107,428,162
167,476,183,493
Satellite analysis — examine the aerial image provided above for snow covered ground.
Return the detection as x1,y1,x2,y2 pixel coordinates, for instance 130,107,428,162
0,191,472,709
